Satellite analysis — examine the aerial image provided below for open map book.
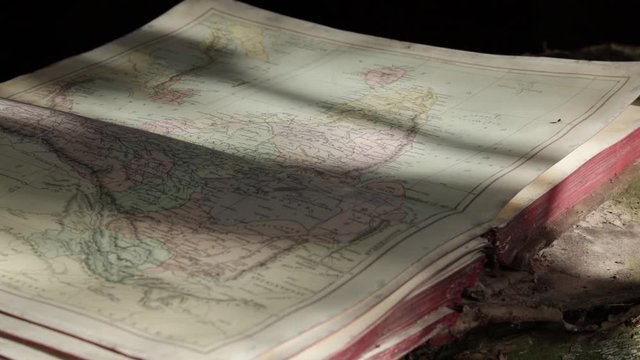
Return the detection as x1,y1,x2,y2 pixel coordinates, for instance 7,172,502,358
1,0,640,358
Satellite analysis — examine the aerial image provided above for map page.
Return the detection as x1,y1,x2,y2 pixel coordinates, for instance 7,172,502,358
0,0,639,358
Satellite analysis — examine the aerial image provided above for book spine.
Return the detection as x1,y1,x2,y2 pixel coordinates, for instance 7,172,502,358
494,128,640,268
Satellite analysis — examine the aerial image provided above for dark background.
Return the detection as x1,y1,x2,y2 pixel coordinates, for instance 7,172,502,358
1,0,638,82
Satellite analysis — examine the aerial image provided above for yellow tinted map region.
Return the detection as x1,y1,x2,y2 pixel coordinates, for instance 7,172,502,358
0,0,639,358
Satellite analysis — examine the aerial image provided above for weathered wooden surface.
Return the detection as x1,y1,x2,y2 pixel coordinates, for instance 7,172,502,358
429,322,640,360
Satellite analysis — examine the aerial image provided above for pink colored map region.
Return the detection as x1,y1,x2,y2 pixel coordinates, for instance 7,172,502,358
364,67,406,89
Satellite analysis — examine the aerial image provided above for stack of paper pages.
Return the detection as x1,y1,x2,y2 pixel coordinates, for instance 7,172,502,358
0,1,639,358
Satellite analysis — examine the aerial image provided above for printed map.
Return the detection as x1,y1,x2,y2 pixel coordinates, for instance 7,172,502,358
0,0,638,357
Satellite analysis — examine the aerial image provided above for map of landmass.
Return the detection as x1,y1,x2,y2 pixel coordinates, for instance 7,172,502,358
0,77,436,345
